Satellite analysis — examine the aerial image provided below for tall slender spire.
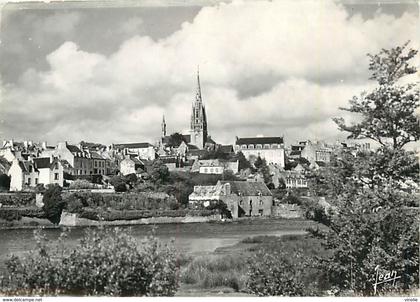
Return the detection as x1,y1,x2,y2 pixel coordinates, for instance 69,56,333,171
161,114,166,137
196,65,202,102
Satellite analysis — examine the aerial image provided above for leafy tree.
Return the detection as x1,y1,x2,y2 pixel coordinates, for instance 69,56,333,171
0,174,10,190
236,151,252,171
254,156,264,169
254,156,272,185
307,43,419,295
109,175,127,192
333,41,419,149
167,132,186,148
42,184,65,225
150,159,170,184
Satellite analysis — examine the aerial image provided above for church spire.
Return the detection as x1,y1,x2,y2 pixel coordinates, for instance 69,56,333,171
161,114,166,137
196,65,202,102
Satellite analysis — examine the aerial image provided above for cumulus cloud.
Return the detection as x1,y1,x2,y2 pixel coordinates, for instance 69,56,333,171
0,0,418,145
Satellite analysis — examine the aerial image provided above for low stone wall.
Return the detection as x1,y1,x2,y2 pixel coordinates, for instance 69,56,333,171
59,211,222,227
271,204,304,219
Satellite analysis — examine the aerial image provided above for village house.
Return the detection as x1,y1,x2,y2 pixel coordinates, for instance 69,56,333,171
8,157,64,191
300,140,332,163
190,159,239,174
188,180,273,218
112,142,156,161
279,171,308,189
234,136,285,168
119,157,144,176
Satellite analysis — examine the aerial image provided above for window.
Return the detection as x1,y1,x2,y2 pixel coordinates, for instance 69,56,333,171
256,144,262,149
54,173,59,180
259,209,263,215
29,166,33,173
241,145,247,149
54,163,59,169
204,168,208,173
35,178,38,184
27,178,31,185
259,199,263,205
248,145,254,149
264,144,270,149
239,200,243,205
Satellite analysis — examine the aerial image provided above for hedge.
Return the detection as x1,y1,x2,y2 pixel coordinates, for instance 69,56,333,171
78,208,217,221
0,193,36,207
62,191,179,213
0,207,45,221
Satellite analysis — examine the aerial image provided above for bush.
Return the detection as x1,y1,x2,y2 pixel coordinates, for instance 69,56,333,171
0,228,179,296
246,250,307,296
109,176,127,192
0,174,11,190
42,184,65,225
69,179,95,190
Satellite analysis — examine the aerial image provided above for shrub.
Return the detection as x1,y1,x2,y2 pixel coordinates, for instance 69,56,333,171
109,176,127,192
69,179,95,190
0,228,179,296
42,184,65,225
0,174,11,190
246,250,307,296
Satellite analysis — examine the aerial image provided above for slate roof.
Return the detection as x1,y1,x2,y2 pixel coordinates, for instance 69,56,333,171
220,181,272,196
289,150,302,156
219,145,234,153
236,137,284,145
0,156,11,174
114,142,152,149
90,151,105,159
33,157,51,169
67,144,82,153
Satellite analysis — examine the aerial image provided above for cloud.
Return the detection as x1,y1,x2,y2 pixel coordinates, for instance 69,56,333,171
0,0,418,145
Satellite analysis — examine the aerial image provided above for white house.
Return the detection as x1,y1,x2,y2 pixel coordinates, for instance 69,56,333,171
8,157,64,191
113,143,156,161
119,157,144,176
234,136,285,168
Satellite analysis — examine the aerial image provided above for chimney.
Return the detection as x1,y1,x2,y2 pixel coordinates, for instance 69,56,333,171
9,139,13,147
42,141,47,150
23,141,28,149
57,142,67,150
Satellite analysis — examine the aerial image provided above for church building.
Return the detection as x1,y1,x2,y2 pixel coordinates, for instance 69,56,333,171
160,69,214,150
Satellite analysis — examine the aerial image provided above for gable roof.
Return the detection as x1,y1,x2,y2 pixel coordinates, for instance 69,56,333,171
219,145,234,153
236,137,283,145
114,142,152,149
67,144,82,153
90,151,105,159
220,181,272,196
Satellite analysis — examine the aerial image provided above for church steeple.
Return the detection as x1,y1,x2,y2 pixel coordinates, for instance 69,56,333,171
161,114,167,137
190,67,208,149
196,65,202,102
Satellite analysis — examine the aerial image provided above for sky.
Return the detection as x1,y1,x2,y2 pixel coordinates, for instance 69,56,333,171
0,0,418,146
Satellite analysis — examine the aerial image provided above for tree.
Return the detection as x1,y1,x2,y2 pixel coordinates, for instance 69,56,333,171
236,151,252,171
109,175,127,192
150,159,170,185
167,132,186,148
42,184,65,225
308,43,419,295
333,41,419,149
0,174,10,191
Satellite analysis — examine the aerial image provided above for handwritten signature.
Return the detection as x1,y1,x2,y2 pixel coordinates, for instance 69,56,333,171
373,265,401,295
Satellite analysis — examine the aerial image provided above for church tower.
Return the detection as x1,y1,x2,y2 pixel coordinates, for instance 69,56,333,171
190,68,208,149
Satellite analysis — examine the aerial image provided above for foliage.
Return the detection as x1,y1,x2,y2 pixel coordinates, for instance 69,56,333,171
308,43,420,295
181,255,247,292
150,159,170,185
333,42,419,149
0,193,35,207
109,175,127,192
0,174,10,190
69,179,95,190
254,156,272,185
236,151,252,172
0,228,179,296
246,250,307,296
166,132,186,148
42,184,65,225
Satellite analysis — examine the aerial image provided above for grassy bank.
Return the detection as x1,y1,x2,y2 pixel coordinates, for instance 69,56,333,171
177,232,329,296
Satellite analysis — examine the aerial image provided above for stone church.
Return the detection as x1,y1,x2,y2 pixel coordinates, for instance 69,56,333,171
160,70,215,150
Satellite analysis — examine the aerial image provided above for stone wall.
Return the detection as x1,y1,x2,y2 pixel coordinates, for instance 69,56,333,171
59,211,222,227
271,204,304,219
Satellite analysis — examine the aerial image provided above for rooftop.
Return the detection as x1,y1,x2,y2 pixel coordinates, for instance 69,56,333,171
220,180,272,196
236,136,284,145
